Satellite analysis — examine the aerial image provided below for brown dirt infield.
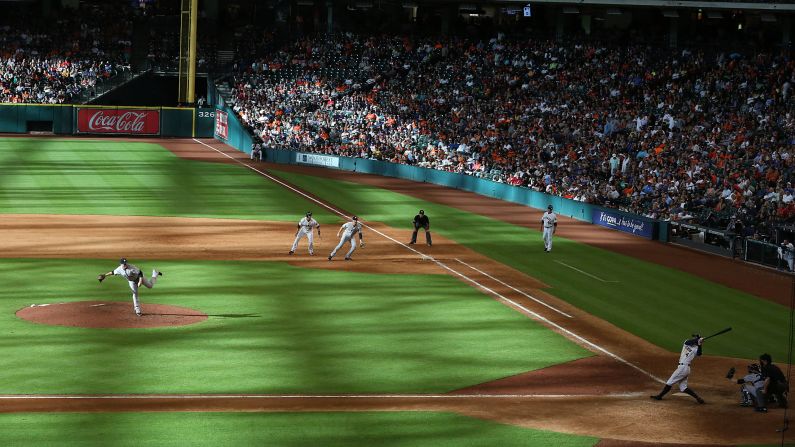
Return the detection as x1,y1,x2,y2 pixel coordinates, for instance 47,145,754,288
1,137,792,446
16,301,207,328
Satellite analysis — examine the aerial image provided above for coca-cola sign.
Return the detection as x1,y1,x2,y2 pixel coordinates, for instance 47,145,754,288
77,109,160,135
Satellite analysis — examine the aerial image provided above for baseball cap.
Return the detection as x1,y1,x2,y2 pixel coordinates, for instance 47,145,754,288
306,211,312,217
547,205,553,210
419,209,425,214
352,215,358,221
119,258,128,265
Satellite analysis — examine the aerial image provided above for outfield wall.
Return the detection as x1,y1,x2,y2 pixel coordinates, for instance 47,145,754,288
205,106,667,240
264,149,667,241
0,104,215,137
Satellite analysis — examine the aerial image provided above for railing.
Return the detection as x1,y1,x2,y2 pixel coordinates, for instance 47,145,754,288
78,69,149,104
670,221,793,272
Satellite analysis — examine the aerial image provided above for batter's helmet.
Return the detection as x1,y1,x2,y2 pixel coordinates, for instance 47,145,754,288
352,215,358,221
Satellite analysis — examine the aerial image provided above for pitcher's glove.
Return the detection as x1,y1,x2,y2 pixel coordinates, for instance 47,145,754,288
726,367,736,379
98,274,106,283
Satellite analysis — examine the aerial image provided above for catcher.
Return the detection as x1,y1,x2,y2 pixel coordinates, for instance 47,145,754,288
98,258,163,317
728,364,766,411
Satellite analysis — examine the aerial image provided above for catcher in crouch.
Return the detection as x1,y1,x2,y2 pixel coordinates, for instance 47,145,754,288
98,258,162,317
650,334,706,404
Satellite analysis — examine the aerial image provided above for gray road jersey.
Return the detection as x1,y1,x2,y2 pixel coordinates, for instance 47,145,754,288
113,264,142,281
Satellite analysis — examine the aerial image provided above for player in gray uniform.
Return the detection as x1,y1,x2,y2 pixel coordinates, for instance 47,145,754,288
650,334,706,404
98,258,162,317
328,216,364,261
541,205,557,252
735,363,765,409
289,211,321,255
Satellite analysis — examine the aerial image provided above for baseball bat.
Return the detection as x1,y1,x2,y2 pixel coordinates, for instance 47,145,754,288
702,327,732,340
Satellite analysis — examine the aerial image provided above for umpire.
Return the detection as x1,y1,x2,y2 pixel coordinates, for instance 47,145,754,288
409,209,432,246
758,353,788,411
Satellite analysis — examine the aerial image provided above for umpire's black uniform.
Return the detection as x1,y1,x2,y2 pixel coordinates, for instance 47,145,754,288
410,210,432,246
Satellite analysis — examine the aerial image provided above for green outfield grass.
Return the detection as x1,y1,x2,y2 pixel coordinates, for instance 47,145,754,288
0,138,336,222
2,258,589,394
269,170,790,361
0,412,597,447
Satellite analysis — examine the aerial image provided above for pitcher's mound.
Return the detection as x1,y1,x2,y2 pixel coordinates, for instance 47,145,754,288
16,301,207,328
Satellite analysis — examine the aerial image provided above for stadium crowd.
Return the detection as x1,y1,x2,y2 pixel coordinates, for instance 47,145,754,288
229,34,795,237
0,3,133,104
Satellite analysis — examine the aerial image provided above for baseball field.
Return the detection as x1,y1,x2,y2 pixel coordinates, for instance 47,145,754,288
0,137,792,446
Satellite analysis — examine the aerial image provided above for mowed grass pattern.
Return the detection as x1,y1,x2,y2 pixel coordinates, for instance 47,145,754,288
0,412,597,447
0,138,337,222
2,258,589,394
269,170,790,361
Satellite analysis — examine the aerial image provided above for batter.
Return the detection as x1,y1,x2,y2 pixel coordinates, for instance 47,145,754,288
650,334,706,404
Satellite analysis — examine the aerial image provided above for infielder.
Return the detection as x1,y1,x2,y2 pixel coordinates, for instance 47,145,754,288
328,215,364,261
650,334,706,404
98,258,162,317
541,205,557,252
289,211,321,255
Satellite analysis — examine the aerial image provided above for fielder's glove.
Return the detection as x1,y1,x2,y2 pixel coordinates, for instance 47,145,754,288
726,367,736,380
97,274,106,283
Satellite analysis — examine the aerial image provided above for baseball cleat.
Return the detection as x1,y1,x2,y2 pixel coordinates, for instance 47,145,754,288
696,398,705,404
755,407,768,413
344,257,351,261
327,256,332,261
289,251,294,255
650,395,662,401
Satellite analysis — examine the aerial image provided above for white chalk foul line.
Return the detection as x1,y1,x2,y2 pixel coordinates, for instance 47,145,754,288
191,139,663,384
454,258,573,318
554,261,619,283
0,392,644,400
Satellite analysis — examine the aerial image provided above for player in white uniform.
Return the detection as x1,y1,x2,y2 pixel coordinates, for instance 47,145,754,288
541,205,557,252
650,334,706,404
289,211,321,255
328,215,364,261
98,258,162,317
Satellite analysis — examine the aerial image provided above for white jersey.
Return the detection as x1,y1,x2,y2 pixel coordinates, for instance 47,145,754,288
677,340,701,365
113,264,142,282
340,221,362,237
298,217,319,231
541,211,557,229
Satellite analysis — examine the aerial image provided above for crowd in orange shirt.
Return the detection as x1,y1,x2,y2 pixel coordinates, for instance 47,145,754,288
0,2,132,104
230,34,795,237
